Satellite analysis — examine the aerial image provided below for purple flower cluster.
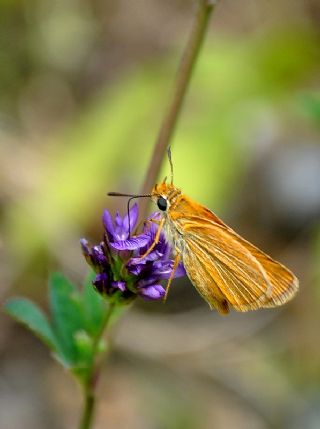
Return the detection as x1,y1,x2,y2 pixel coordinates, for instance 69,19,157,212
81,204,185,302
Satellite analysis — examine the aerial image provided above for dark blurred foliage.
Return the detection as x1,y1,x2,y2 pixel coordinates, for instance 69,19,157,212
0,0,320,428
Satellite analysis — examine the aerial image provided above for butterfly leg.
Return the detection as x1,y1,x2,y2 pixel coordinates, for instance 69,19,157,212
138,217,165,261
164,251,181,302
147,218,162,225
133,217,161,238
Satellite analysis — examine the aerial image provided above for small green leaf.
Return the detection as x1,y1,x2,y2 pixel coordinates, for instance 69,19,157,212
49,272,85,366
74,330,93,365
4,298,57,351
83,271,105,336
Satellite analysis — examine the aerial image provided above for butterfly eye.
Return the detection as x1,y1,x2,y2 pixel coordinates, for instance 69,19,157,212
157,197,167,211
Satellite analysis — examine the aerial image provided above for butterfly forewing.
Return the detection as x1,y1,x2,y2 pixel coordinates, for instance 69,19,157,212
172,215,298,313
230,233,299,307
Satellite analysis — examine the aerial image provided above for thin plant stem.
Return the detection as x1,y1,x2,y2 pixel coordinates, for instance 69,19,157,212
80,391,95,429
79,301,116,429
139,0,217,220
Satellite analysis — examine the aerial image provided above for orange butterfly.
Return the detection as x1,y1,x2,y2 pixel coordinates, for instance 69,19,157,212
109,150,299,314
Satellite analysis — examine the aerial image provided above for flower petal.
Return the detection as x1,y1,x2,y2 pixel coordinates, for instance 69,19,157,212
135,249,161,263
94,272,108,284
151,260,172,276
80,239,108,268
93,272,108,294
112,211,130,241
114,227,129,241
173,263,186,278
111,280,126,292
138,284,165,301
152,259,186,279
115,211,123,227
110,234,150,251
92,245,108,265
127,262,144,276
123,203,139,233
159,262,186,279
137,277,159,288
102,209,115,237
80,238,90,255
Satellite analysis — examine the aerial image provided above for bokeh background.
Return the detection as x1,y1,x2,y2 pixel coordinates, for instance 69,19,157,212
1,0,320,428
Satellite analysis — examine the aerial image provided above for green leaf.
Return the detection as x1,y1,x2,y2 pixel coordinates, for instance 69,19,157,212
4,298,57,351
83,271,105,336
73,330,94,365
49,272,85,366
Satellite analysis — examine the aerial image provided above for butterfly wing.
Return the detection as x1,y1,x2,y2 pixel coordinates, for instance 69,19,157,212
177,216,298,313
229,231,299,308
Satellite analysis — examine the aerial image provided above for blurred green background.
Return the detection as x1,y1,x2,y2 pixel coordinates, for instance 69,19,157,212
1,0,320,428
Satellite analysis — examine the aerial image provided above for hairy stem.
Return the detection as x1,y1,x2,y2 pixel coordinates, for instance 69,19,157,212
79,302,116,429
139,0,216,219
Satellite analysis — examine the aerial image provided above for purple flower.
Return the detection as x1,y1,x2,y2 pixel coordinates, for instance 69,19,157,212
103,204,139,242
81,204,185,303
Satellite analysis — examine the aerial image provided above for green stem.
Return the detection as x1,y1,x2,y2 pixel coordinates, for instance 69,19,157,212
80,391,95,429
139,0,216,219
79,301,116,429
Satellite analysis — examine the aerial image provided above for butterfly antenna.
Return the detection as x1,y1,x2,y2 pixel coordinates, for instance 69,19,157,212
167,146,174,184
108,192,151,236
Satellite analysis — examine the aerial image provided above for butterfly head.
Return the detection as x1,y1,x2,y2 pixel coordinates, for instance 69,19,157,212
151,180,181,212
